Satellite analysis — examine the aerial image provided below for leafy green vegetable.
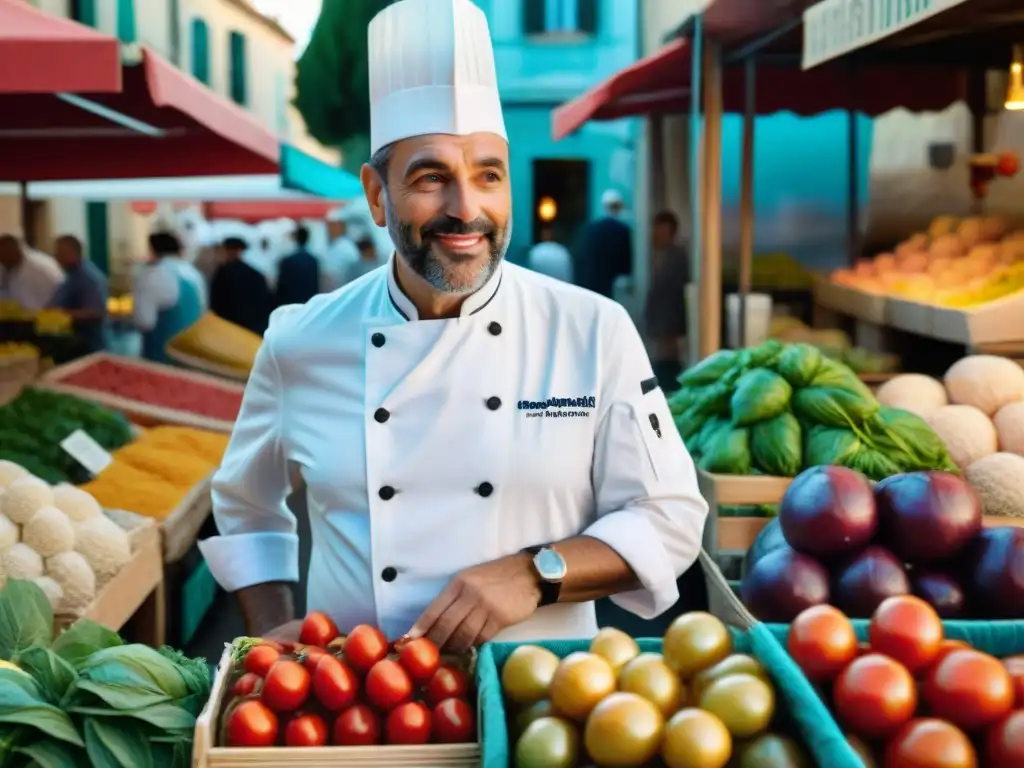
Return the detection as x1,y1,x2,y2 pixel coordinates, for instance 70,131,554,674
792,387,878,429
845,448,903,481
0,581,209,768
678,350,739,387
809,358,875,400
751,412,803,476
737,339,784,369
731,369,792,426
695,417,731,455
0,580,53,661
865,407,959,472
699,427,752,474
804,426,863,467
774,343,823,388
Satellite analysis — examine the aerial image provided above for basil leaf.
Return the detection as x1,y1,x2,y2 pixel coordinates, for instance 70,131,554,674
15,646,77,705
0,581,52,660
52,620,123,669
83,717,154,768
0,672,83,747
16,739,87,768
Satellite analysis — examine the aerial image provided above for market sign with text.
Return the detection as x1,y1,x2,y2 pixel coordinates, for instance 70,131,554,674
802,0,969,70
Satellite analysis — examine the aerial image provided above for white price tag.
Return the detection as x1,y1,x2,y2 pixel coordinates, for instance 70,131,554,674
60,429,113,476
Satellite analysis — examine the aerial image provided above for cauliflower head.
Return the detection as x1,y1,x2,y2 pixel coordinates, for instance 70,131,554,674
1,477,53,525
22,506,75,558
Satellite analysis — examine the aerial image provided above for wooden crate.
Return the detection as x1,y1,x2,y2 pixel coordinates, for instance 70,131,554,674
887,297,934,337
698,470,792,557
165,347,249,383
812,280,887,325
931,291,1024,347
55,512,164,646
161,471,214,564
193,648,481,768
37,352,241,433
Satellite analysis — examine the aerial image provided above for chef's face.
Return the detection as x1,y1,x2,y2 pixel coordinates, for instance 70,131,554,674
362,132,511,295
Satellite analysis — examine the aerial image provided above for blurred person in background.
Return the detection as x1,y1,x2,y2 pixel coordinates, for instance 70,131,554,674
527,224,572,283
0,234,63,310
572,189,632,298
134,232,204,363
275,225,321,306
48,235,109,354
644,211,689,390
339,237,383,285
210,236,272,335
322,207,360,290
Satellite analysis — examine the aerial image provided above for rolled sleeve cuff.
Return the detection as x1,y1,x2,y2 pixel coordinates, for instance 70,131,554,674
198,531,300,593
583,509,680,620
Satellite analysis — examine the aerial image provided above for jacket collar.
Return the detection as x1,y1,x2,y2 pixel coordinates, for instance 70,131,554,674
385,252,503,322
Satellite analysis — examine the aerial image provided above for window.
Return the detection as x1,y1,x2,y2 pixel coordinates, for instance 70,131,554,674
523,0,598,36
70,0,96,27
116,0,136,43
229,31,248,105
190,19,210,84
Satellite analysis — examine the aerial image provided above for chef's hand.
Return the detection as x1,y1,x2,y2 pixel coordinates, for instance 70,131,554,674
260,619,303,643
407,554,541,653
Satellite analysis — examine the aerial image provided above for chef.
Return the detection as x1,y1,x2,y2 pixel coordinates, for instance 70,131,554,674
199,0,708,650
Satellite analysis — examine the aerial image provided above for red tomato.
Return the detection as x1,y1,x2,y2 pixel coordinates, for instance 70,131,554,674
833,653,917,739
344,625,389,673
258,640,284,653
922,649,1014,731
386,701,432,745
299,611,339,647
226,700,279,747
1003,655,1024,707
333,704,381,746
929,639,971,671
243,644,281,678
284,713,328,747
231,672,262,698
425,666,470,707
365,659,413,712
433,698,476,744
397,637,441,684
868,595,944,674
313,654,359,711
883,718,976,768
787,605,858,682
261,660,311,712
985,710,1024,768
300,646,327,673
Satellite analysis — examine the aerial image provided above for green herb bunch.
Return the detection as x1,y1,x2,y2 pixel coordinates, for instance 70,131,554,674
0,580,211,767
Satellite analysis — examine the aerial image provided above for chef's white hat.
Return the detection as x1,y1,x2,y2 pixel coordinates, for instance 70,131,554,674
367,0,507,155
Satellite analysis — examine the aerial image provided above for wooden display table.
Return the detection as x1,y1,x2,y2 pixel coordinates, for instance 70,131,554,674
698,470,792,557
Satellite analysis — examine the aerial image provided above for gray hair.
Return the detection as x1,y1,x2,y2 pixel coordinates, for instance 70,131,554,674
368,143,394,185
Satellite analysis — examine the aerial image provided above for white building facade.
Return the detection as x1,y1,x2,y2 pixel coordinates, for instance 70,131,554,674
4,0,336,282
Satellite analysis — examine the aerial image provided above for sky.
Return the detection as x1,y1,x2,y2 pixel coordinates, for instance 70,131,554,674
250,0,322,55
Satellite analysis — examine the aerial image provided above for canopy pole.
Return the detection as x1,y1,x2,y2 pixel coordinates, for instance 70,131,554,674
688,14,704,367
846,62,860,265
738,56,756,349
699,39,723,358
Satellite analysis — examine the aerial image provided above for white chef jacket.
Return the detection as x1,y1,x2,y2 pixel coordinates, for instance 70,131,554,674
321,236,360,292
132,259,181,332
528,241,574,283
199,255,708,641
0,250,63,310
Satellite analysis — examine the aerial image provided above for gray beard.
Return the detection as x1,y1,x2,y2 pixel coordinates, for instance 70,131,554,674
383,192,511,295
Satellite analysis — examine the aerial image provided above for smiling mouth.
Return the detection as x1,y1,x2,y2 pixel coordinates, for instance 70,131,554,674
435,234,485,252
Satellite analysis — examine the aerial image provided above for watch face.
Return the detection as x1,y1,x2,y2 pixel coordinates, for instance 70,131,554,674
535,548,567,581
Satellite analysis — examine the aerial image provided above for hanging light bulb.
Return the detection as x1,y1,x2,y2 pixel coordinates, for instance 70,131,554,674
1006,45,1024,110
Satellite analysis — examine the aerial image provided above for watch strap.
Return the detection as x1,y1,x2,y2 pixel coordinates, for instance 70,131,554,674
522,546,563,607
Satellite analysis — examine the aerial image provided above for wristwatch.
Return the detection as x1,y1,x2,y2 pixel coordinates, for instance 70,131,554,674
522,546,567,607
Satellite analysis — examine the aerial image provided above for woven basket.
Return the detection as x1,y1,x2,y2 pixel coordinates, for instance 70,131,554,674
0,354,38,406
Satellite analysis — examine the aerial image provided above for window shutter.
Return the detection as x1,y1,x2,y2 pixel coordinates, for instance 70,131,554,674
71,0,97,27
229,32,248,105
85,203,109,276
190,19,210,84
577,0,598,34
116,0,136,43
523,0,546,34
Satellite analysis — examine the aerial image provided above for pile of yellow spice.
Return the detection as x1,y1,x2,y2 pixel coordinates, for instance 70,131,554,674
79,425,230,519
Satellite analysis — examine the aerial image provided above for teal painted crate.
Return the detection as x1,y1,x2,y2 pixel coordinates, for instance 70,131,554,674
765,619,1024,657
478,631,863,768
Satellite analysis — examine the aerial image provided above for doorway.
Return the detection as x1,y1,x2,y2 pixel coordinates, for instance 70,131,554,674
531,159,590,246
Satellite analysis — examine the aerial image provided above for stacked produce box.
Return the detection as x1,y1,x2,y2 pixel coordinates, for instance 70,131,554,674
166,312,262,380
778,600,1022,766
39,353,244,432
195,612,479,766
830,214,1024,308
